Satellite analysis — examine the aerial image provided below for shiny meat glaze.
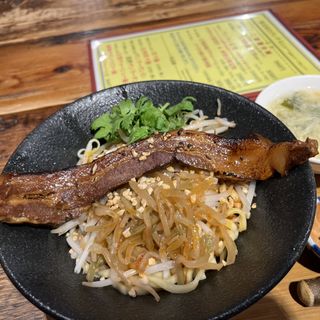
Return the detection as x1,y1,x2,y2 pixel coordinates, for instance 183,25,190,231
0,130,318,225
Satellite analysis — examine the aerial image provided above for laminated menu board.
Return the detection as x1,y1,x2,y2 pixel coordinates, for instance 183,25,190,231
90,10,320,96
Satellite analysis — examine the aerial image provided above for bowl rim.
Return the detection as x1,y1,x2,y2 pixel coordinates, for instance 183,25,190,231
256,74,320,103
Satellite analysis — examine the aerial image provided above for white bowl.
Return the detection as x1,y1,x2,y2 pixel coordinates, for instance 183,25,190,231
256,75,320,174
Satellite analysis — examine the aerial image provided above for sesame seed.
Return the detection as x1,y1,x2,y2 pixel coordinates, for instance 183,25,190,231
190,194,197,204
137,206,144,213
139,155,147,161
128,288,136,297
136,211,143,219
166,166,175,172
141,199,147,207
117,209,125,216
123,189,132,200
147,137,154,143
91,164,98,174
123,227,131,238
109,198,116,205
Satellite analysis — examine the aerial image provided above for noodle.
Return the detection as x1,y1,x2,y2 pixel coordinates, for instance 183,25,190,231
52,106,256,301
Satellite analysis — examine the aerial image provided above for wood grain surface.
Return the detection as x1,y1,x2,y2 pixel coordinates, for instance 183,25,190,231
0,0,319,319
0,0,320,115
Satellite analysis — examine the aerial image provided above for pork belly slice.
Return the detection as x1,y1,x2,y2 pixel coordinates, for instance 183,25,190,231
0,130,317,225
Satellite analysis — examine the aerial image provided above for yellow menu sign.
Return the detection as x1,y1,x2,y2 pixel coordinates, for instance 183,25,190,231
91,11,320,94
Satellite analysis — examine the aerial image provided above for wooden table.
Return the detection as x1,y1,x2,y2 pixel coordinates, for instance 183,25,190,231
0,0,319,319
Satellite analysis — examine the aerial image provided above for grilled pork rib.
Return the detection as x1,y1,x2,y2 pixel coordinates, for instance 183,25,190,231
0,130,318,225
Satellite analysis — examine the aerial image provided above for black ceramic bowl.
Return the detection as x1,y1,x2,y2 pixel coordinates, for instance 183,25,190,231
0,81,316,320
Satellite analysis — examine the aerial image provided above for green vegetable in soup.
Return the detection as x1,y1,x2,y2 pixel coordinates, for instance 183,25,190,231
281,98,294,110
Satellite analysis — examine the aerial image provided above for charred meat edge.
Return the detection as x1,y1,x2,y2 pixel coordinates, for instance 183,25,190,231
0,130,318,225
